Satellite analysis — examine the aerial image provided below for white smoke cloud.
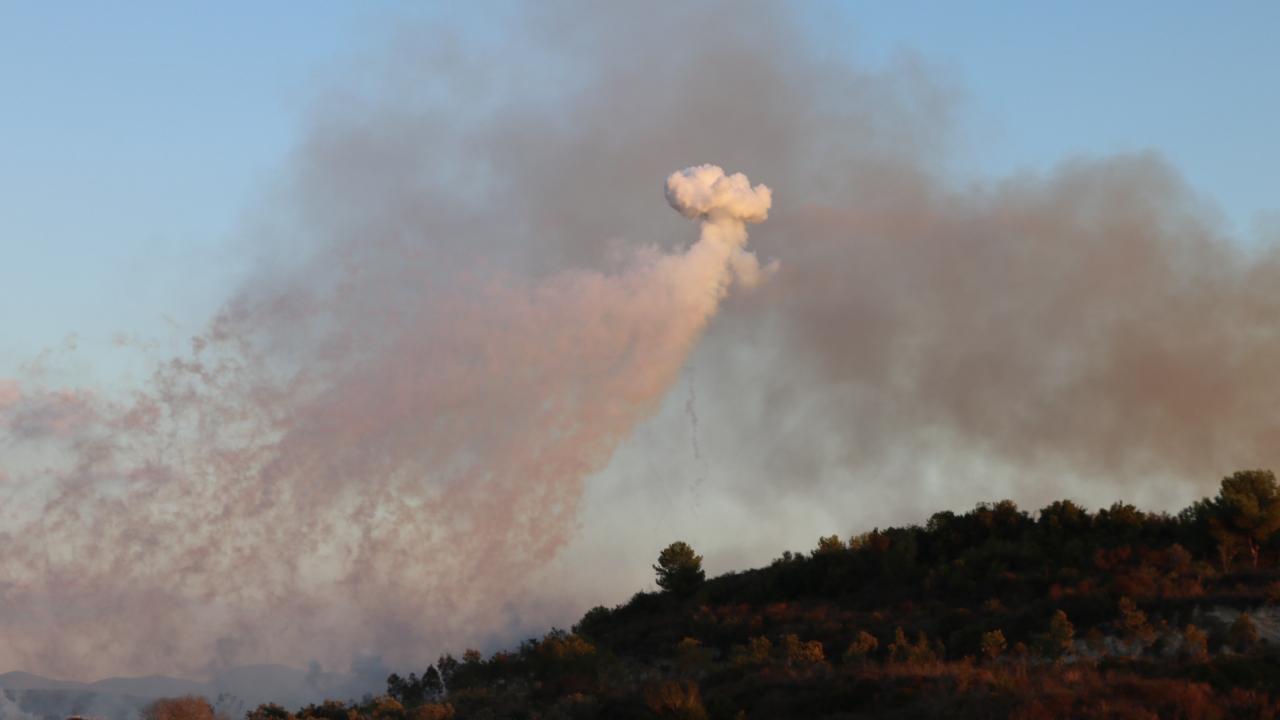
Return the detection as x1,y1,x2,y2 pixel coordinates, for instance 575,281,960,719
665,165,772,224
665,165,776,289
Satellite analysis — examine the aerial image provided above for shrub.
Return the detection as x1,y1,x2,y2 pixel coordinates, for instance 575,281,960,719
142,696,219,720
778,633,825,669
643,680,708,720
980,629,1008,662
843,630,879,665
730,636,773,669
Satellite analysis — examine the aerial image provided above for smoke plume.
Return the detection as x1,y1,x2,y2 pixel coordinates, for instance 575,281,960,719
2,0,1278,682
0,163,769,679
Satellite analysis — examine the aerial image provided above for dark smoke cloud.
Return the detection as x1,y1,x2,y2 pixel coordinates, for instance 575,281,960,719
1,1,1276,682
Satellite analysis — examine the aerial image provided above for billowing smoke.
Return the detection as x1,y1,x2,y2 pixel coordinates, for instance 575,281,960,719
2,0,1278,683
0,164,769,679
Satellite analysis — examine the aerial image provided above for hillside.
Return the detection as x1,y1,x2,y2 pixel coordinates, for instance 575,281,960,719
237,471,1280,718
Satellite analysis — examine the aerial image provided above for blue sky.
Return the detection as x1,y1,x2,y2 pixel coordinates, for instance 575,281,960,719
2,2,1277,377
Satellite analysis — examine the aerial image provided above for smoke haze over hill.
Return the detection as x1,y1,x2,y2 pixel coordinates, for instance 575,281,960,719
1,1,1277,685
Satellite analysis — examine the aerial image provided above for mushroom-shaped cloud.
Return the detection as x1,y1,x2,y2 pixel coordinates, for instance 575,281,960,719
665,164,772,227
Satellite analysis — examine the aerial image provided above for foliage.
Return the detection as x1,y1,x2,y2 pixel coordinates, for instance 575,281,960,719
1183,624,1209,662
643,680,707,720
980,629,1007,661
814,534,845,554
654,541,706,596
1040,610,1075,659
143,696,221,720
843,630,879,664
386,666,444,708
1208,469,1280,569
246,705,294,720
730,636,773,669
249,470,1280,719
1116,596,1156,648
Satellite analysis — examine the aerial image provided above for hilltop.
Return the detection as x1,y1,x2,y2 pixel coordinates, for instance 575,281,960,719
198,471,1280,718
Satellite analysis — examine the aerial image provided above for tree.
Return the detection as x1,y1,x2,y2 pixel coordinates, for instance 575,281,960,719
1117,597,1156,649
246,705,294,720
1209,469,1280,569
814,534,845,554
654,541,705,596
296,700,357,720
1182,624,1209,662
1040,610,1075,660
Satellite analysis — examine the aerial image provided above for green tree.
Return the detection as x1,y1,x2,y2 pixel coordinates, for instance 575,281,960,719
1209,469,1280,569
654,541,706,596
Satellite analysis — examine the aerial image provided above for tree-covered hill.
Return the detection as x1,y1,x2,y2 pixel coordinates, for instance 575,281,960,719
188,469,1280,719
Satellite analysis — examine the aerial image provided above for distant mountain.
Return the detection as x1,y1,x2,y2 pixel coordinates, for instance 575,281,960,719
90,675,208,699
0,671,89,692
0,664,370,720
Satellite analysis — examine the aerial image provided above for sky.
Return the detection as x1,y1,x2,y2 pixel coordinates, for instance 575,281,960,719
2,2,1277,375
1,1,1278,683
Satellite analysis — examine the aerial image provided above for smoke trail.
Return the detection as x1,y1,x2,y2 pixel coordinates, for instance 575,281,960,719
684,369,705,505
0,163,769,678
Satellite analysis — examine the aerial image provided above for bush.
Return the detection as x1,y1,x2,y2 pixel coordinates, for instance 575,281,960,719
730,636,773,669
643,680,708,720
981,629,1007,662
142,696,220,720
843,630,879,665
